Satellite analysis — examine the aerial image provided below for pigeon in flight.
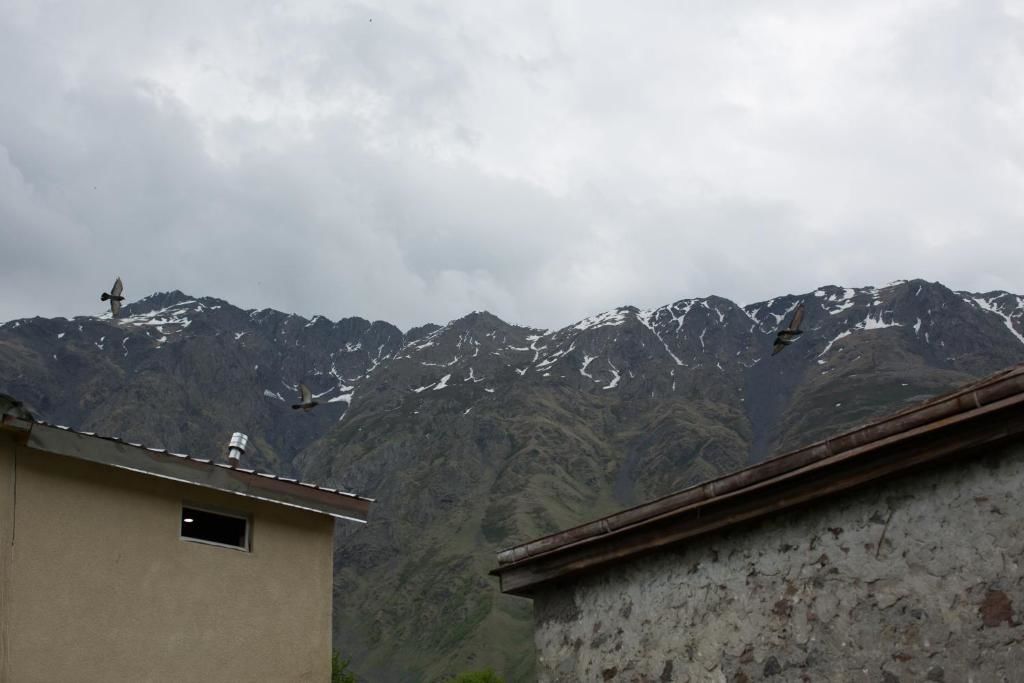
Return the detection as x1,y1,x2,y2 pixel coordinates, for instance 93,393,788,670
101,277,125,317
291,383,319,411
772,302,805,355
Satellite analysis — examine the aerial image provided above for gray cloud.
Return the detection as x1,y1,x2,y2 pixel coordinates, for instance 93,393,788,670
1,1,1022,330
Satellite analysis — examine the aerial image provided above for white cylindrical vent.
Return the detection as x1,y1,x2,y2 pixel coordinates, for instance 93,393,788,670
227,432,248,467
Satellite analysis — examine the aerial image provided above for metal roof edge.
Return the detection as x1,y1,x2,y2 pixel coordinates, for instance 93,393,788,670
22,422,372,523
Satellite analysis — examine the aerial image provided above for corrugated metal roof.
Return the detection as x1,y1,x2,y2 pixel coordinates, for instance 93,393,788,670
1,417,372,523
492,362,1024,596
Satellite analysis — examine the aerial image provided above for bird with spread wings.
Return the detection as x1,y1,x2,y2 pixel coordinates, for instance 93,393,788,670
291,383,320,411
772,302,805,355
100,277,125,317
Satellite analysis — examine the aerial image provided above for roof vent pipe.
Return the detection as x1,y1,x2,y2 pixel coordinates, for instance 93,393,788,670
227,432,248,467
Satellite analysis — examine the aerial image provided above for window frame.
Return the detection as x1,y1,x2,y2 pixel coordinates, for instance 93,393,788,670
179,502,252,552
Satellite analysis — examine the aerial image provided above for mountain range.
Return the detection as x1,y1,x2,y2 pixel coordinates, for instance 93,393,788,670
2,279,1023,681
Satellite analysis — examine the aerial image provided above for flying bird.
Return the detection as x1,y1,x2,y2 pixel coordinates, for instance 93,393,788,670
291,383,319,412
100,277,125,317
772,303,805,355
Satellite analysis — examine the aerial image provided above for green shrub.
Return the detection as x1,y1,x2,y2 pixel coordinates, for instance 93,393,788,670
451,668,505,683
331,651,357,683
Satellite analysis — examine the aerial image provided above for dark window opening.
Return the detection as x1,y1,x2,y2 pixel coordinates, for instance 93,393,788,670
181,506,249,550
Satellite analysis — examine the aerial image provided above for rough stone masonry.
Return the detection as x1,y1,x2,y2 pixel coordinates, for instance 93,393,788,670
532,442,1024,682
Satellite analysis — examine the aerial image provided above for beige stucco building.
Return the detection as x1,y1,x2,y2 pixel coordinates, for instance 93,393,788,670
0,414,371,683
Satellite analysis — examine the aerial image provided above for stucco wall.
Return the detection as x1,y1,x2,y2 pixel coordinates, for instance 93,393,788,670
0,436,16,682
0,440,335,683
532,442,1024,682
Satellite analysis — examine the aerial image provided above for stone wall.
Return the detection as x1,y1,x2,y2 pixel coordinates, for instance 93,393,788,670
532,442,1024,682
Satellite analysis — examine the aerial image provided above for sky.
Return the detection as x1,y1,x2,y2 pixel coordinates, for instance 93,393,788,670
1,1,1022,330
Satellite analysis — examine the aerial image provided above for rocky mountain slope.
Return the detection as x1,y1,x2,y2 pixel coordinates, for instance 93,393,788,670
0,291,402,473
2,279,1023,681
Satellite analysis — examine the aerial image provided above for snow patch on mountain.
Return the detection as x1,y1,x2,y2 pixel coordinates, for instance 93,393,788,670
119,301,195,333
666,300,696,332
312,387,334,399
602,360,621,390
817,312,903,363
861,312,902,331
817,288,857,315
637,309,686,366
365,344,392,374
536,342,576,370
327,388,354,404
965,295,1024,346
580,354,597,379
527,334,547,362
572,308,631,332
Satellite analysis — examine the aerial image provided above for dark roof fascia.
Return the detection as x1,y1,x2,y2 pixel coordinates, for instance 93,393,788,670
492,363,1024,596
16,422,371,523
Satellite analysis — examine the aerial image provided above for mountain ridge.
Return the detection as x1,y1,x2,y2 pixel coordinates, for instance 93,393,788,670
2,278,1023,681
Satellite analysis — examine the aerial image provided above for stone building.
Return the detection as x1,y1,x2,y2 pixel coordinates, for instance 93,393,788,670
0,411,371,682
493,364,1024,682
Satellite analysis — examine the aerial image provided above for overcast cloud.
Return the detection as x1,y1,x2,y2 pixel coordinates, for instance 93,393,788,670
1,1,1022,330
